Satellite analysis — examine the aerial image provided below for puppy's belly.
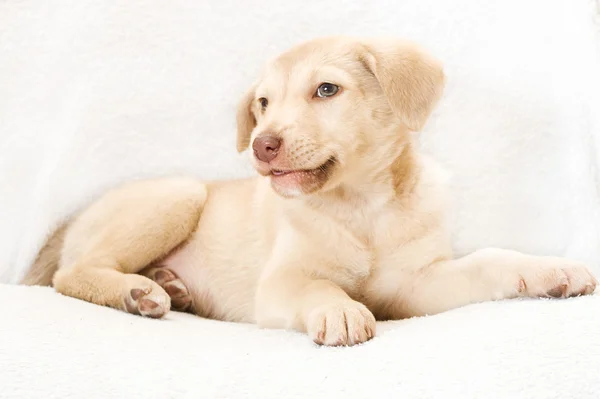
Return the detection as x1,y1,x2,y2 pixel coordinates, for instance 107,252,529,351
158,240,258,323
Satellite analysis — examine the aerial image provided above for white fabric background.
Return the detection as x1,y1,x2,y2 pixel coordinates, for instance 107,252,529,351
2,285,600,399
1,0,599,283
1,1,600,398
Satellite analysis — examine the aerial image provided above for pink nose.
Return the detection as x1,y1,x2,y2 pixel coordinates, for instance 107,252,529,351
252,136,281,163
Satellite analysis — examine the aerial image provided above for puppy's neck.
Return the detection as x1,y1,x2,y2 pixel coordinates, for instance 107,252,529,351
303,142,421,225
388,141,420,197
332,141,419,201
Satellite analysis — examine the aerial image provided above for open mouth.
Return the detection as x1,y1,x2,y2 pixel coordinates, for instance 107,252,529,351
270,157,336,177
268,156,337,196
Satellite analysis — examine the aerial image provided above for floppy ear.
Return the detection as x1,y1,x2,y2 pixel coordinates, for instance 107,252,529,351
235,84,257,152
359,39,445,132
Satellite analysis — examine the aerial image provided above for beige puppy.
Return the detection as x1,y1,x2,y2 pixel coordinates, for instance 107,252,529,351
23,36,597,346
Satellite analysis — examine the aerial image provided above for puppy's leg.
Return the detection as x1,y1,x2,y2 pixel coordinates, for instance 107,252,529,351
256,268,376,346
53,178,207,318
55,267,175,318
398,248,598,317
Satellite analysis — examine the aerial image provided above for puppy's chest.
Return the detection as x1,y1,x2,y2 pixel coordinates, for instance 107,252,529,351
312,209,412,292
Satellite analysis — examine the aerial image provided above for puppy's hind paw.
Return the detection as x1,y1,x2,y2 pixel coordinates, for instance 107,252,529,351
141,266,192,312
122,275,171,318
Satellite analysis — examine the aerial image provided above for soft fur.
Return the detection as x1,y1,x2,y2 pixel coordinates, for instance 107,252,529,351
22,36,598,346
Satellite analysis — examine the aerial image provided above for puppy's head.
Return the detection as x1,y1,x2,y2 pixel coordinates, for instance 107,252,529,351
236,36,445,198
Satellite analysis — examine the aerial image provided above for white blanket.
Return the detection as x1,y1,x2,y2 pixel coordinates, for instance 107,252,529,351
1,0,600,397
1,285,600,398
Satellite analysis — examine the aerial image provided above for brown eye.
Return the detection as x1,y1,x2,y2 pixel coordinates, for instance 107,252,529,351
258,97,268,110
316,83,339,98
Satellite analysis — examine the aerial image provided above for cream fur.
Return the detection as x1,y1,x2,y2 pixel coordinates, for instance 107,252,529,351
22,36,598,346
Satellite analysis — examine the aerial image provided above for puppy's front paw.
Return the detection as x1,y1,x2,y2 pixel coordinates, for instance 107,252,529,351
515,259,597,299
307,301,376,346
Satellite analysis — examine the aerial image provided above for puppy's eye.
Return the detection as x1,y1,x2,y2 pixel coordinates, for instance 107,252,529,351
258,97,268,110
316,83,339,98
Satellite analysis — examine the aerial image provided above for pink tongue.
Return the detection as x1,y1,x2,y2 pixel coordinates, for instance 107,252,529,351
271,170,305,187
272,170,286,176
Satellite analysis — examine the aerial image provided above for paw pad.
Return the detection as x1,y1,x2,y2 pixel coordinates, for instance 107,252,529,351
141,266,192,312
123,284,169,319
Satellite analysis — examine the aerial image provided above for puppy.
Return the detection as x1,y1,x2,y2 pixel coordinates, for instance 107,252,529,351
22,36,597,346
